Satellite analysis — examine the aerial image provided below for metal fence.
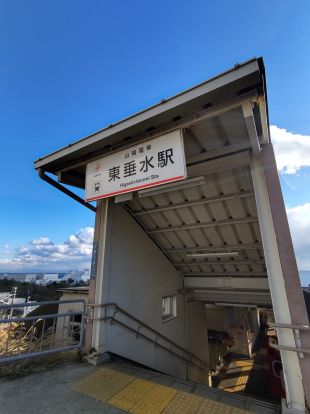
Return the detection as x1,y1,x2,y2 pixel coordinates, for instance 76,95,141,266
0,299,85,364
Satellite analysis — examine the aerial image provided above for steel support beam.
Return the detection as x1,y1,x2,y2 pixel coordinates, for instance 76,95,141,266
166,244,263,253
257,96,270,144
189,288,272,307
187,150,250,178
175,260,265,266
184,277,269,290
262,143,310,410
242,102,261,157
150,217,258,234
186,140,250,165
250,145,306,410
134,190,252,216
190,289,270,295
183,272,267,277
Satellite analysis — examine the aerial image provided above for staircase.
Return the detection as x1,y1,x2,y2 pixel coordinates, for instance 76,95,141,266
74,356,280,413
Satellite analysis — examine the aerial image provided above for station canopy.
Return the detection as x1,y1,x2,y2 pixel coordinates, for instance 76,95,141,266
35,58,272,307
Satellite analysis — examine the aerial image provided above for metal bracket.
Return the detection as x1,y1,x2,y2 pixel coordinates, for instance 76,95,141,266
136,326,142,339
112,310,119,319
38,168,96,212
155,336,159,347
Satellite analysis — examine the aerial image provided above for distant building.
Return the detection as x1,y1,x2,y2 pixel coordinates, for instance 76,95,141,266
62,271,83,283
55,287,88,346
35,274,44,285
25,274,38,283
35,273,59,285
43,273,59,284
81,269,90,282
0,273,39,283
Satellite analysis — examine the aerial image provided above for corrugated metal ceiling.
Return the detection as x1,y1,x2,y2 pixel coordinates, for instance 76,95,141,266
124,104,269,304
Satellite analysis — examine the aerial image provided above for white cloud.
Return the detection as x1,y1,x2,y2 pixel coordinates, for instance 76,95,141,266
66,227,94,247
287,203,310,270
271,125,310,174
31,237,54,246
0,227,94,272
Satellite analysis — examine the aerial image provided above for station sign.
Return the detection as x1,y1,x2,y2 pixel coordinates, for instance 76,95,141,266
85,129,187,201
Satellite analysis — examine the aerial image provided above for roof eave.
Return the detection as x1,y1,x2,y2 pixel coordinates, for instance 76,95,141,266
34,58,265,174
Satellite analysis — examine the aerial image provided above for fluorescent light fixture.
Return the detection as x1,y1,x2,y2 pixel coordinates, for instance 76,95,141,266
187,252,239,258
138,176,205,197
192,289,269,296
214,302,257,309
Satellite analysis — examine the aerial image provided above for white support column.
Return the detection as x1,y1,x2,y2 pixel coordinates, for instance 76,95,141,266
244,99,305,410
90,198,111,354
250,153,305,412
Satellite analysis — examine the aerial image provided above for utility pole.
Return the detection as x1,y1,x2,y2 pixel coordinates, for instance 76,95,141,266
9,286,17,318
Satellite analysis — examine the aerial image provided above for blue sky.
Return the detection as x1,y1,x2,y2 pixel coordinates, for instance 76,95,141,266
0,1,309,273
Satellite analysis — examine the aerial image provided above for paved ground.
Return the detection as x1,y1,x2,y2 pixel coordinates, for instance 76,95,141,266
0,362,125,414
0,359,279,414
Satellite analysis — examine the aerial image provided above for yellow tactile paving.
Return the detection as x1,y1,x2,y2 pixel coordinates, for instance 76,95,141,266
108,378,156,411
131,383,177,414
230,408,253,414
72,367,134,402
73,365,253,413
233,360,254,368
162,391,204,414
197,399,250,414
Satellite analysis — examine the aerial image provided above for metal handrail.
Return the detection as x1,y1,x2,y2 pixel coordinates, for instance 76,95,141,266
0,299,85,310
105,316,206,372
0,299,85,364
268,322,310,359
86,302,209,372
0,311,83,324
269,337,310,355
269,322,310,331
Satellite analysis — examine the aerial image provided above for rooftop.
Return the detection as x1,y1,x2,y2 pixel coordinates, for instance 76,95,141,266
34,57,269,190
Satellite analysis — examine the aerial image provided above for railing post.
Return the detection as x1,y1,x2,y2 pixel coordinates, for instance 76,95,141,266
79,302,86,353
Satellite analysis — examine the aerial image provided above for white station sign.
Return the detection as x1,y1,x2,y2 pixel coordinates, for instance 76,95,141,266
85,129,187,201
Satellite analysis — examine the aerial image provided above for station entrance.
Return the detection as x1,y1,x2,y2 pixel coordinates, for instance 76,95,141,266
35,58,310,412
84,138,278,401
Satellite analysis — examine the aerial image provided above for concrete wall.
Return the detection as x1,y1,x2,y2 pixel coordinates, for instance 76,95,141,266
95,202,187,379
205,306,229,369
186,301,210,385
